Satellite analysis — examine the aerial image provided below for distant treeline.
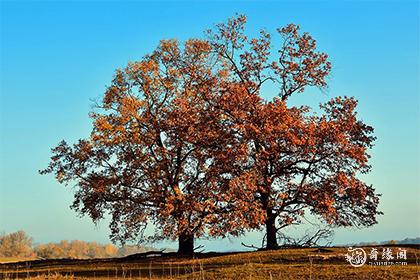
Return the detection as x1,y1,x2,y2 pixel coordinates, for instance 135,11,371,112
0,230,157,259
345,237,420,247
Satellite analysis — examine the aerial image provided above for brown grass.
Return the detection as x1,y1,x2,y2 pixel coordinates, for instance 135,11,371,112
0,246,419,279
0,257,37,264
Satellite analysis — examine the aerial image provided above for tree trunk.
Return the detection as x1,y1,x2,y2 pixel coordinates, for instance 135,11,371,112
178,233,194,255
265,210,279,250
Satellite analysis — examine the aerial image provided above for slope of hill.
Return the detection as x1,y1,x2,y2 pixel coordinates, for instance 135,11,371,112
0,246,418,279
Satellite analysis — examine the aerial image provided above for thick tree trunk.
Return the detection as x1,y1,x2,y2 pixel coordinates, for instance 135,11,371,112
178,233,194,255
265,210,279,250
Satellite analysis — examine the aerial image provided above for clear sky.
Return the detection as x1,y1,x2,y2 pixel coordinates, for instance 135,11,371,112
1,0,419,251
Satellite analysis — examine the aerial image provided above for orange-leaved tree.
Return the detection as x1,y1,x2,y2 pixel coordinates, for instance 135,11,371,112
205,15,381,249
40,36,263,254
41,15,381,253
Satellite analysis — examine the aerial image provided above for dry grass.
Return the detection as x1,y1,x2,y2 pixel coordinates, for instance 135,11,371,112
0,258,37,264
0,246,418,279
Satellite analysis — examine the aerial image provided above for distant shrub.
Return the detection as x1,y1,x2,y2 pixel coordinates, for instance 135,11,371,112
34,243,62,259
34,240,121,259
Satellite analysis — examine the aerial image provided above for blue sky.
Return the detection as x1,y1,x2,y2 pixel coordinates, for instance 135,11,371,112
0,0,419,251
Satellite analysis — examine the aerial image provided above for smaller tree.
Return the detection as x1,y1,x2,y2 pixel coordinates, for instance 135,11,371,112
0,230,35,258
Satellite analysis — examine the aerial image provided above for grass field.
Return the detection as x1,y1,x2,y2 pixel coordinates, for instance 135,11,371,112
0,245,418,279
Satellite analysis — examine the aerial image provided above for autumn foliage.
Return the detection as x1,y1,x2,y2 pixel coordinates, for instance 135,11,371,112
41,15,381,253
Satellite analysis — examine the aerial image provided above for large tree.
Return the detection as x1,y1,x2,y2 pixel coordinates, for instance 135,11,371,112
41,37,261,254
42,15,381,253
206,15,381,249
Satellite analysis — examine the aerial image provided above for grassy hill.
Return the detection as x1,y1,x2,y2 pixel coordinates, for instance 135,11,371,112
0,245,418,279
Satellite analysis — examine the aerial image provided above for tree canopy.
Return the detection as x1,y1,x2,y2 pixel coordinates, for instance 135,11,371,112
41,15,381,253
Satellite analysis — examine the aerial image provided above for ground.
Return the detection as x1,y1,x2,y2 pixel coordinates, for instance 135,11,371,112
0,245,418,279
